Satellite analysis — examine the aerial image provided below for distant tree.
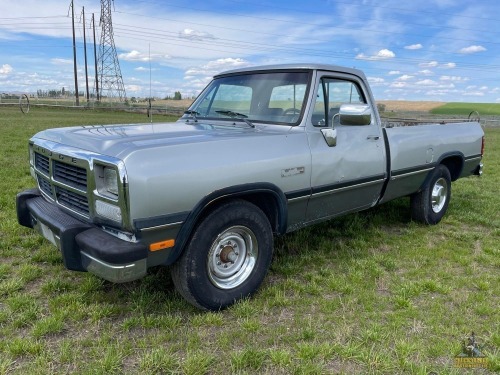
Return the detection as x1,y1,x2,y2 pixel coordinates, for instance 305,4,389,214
377,103,386,113
173,91,182,100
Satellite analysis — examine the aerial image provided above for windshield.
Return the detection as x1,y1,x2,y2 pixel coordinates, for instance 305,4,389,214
185,71,311,125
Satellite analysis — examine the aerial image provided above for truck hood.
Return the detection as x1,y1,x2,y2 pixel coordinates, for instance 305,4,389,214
33,120,291,159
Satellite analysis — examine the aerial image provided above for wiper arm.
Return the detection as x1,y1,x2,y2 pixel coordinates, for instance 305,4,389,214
215,110,255,128
184,110,199,122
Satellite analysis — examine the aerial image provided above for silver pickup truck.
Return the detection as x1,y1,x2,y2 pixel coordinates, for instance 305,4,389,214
16,64,484,310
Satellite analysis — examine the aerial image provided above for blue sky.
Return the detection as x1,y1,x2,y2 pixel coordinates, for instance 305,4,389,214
1,0,499,102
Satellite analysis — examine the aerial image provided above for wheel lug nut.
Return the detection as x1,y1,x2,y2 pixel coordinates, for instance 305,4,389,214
216,253,220,258
234,252,239,256
217,261,221,265
224,264,228,268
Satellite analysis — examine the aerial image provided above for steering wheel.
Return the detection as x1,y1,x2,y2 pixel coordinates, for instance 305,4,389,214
283,108,301,115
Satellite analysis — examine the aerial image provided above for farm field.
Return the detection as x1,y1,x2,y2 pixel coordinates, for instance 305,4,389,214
431,102,500,116
0,105,498,374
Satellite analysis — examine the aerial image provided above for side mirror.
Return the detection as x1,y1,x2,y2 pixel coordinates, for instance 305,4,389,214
321,128,337,147
339,104,372,126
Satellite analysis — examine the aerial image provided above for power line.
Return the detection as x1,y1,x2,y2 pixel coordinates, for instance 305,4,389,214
111,23,500,72
113,10,499,48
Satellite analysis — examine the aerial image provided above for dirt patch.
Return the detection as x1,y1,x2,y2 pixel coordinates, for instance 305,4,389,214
377,100,445,112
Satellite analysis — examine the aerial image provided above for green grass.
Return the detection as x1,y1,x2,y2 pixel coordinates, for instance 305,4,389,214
431,102,500,116
0,105,498,374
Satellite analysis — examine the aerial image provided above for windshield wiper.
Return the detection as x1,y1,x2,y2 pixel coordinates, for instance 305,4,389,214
215,110,255,128
184,110,199,122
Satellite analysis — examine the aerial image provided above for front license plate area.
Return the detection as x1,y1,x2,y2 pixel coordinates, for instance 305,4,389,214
38,221,59,248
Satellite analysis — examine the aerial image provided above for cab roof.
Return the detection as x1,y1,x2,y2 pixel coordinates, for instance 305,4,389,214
215,63,367,81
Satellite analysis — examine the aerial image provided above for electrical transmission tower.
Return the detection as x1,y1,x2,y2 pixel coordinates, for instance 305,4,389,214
97,0,126,102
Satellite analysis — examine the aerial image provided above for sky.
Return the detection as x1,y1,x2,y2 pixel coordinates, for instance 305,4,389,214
0,0,499,102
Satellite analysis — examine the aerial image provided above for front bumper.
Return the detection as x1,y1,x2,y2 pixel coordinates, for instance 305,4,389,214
16,189,148,283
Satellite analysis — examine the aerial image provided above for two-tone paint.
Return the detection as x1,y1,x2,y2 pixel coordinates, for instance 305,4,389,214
17,63,484,283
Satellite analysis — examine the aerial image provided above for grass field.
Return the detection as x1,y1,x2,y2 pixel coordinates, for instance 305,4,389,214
0,106,498,374
431,102,500,116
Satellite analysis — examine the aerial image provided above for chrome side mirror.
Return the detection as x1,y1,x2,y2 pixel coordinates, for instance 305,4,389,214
321,113,339,147
339,103,371,126
321,127,337,147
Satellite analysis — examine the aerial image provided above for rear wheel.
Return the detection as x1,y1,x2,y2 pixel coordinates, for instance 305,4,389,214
410,165,451,225
171,200,273,310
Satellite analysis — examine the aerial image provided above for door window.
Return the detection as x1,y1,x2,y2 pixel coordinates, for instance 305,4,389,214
312,78,366,127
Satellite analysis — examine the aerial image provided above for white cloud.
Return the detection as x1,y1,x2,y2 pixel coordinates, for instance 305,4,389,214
134,66,157,72
355,49,395,61
119,50,170,62
441,62,456,69
419,61,439,68
462,91,484,96
0,63,13,74
185,58,250,77
179,28,215,41
459,45,486,54
418,69,433,76
388,70,400,75
405,44,423,50
440,75,469,82
390,82,407,88
119,50,150,62
397,75,414,81
426,90,447,96
368,77,385,85
416,79,437,86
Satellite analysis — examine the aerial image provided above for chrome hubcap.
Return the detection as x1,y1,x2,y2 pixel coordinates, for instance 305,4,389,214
207,226,258,290
431,177,448,213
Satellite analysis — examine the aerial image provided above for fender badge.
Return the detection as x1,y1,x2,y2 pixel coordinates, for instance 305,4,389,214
281,166,305,177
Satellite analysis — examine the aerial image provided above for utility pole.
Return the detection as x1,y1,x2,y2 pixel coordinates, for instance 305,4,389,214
71,0,79,106
82,7,90,102
92,13,99,101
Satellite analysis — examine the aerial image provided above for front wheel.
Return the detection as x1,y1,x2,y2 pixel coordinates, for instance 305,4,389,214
410,165,451,225
171,200,273,310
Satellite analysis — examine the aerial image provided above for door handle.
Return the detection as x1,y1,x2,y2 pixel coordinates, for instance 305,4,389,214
367,135,380,140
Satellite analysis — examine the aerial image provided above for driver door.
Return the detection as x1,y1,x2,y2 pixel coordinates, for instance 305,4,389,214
306,73,387,222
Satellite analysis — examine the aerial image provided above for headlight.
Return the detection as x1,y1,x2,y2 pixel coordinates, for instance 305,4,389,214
96,166,119,199
104,167,119,196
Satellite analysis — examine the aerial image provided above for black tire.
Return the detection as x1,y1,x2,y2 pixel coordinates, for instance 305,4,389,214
410,165,451,225
171,200,273,311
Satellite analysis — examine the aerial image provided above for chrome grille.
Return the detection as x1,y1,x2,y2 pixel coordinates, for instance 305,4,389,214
55,186,89,216
33,146,91,218
53,161,87,190
37,175,52,197
34,153,49,175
